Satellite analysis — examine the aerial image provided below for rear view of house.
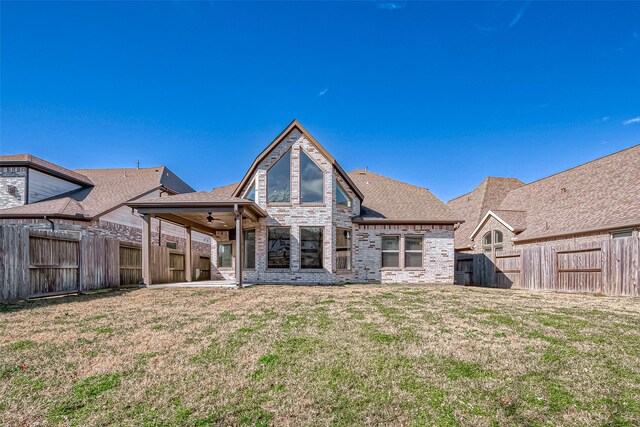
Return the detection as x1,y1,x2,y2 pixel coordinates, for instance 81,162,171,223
129,119,459,286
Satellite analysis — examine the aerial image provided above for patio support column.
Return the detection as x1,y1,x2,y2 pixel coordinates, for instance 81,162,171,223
234,204,243,288
142,213,152,286
185,226,192,282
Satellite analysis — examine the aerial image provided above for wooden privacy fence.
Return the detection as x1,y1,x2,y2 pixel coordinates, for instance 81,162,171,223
1,225,213,301
455,235,640,297
0,225,120,301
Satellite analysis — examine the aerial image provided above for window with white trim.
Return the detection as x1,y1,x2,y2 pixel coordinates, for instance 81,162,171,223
404,235,423,268
482,230,503,255
381,236,400,268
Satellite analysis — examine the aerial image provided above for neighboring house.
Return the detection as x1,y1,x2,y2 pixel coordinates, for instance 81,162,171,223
448,145,640,296
129,119,459,285
0,154,211,255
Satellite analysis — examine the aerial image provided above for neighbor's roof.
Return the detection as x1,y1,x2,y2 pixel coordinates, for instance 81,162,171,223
447,177,525,249
348,169,460,224
496,144,640,241
0,153,93,186
232,119,365,201
0,166,194,220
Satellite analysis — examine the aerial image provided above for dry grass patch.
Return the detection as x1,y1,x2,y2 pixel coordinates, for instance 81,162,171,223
1,284,639,426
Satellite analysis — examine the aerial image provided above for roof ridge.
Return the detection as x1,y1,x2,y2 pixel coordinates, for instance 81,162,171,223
518,144,640,189
348,169,433,194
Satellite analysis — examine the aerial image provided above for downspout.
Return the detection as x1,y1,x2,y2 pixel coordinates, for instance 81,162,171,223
44,216,55,231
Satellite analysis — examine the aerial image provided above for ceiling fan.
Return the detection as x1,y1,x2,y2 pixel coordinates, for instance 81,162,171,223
206,212,225,224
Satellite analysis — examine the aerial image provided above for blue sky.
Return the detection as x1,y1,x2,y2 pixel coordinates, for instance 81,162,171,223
1,1,639,201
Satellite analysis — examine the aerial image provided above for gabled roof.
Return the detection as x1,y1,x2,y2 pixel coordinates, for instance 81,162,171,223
469,209,527,240
0,153,93,186
232,119,365,201
447,177,524,249
348,169,460,224
497,144,640,241
0,166,194,220
211,182,240,198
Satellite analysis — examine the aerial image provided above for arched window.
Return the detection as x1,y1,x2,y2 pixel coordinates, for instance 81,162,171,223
267,151,291,203
300,151,324,203
482,230,504,255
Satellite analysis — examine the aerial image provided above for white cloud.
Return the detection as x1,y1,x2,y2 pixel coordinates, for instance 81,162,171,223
623,117,640,125
375,2,405,11
318,87,328,97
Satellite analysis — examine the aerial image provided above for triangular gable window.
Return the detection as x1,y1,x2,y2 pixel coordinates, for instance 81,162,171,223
300,151,324,203
267,151,291,203
245,182,256,201
336,182,351,207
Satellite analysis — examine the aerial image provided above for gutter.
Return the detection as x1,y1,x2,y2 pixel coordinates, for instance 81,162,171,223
513,222,640,243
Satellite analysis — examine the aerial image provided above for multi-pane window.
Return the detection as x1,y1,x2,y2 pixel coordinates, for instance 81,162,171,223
482,230,503,255
300,151,324,204
336,183,351,207
336,228,352,270
243,229,255,269
404,236,423,268
301,227,323,269
267,227,290,268
267,151,291,203
245,183,255,201
217,243,232,268
381,236,400,268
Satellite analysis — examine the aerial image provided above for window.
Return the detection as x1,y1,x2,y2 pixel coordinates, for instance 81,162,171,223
612,230,633,239
267,227,290,268
336,183,351,207
381,236,400,268
166,242,177,249
483,232,492,246
301,227,323,269
218,243,232,268
300,151,324,203
267,151,291,203
336,228,352,270
245,183,255,201
243,229,255,269
404,236,423,268
482,230,503,255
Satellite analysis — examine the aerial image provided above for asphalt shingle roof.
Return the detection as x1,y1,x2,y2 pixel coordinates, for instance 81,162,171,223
348,170,458,223
448,177,524,249
0,165,194,219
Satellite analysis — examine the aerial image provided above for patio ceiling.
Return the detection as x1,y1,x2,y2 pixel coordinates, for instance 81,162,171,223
127,192,267,235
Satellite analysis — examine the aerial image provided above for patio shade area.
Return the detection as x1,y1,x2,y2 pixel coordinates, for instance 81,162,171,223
127,192,267,287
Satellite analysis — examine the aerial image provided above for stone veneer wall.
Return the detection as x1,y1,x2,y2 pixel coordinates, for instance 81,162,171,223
209,128,456,285
0,167,27,209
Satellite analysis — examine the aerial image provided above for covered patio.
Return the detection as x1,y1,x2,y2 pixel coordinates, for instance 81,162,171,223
127,193,267,288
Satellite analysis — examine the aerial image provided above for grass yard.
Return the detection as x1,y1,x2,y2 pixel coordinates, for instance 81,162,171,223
1,284,639,426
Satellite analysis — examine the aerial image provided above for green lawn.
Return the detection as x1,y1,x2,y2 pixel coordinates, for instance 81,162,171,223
1,284,639,426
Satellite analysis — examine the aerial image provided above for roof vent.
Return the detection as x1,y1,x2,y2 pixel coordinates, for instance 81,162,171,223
560,187,567,193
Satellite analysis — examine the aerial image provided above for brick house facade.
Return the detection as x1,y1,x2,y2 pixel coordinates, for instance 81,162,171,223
131,120,459,285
